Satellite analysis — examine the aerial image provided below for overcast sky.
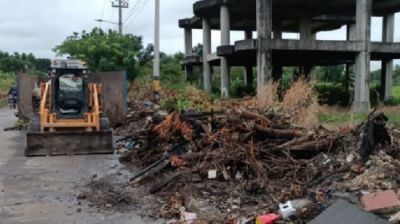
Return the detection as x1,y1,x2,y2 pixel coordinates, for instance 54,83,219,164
0,0,399,69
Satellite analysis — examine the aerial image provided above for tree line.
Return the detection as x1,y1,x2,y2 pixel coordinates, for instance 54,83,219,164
53,27,186,86
0,27,187,89
0,51,50,75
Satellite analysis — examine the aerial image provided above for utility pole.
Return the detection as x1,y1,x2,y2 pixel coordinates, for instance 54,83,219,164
152,0,160,103
112,0,129,34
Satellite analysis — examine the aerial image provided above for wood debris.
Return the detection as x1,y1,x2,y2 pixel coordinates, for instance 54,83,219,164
114,106,399,223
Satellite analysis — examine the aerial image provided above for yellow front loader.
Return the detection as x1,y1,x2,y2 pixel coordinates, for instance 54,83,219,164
25,60,113,156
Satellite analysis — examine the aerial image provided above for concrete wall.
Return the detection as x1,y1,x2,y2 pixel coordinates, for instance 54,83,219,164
89,71,127,125
17,73,37,121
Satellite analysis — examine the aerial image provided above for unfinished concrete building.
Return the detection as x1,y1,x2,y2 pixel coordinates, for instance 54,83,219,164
179,0,400,112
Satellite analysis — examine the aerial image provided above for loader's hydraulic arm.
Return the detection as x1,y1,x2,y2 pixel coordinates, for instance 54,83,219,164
39,81,103,132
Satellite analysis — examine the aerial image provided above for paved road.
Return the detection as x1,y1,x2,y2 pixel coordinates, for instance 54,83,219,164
0,107,158,224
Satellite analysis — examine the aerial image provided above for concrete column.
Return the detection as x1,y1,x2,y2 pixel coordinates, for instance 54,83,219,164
347,23,356,41
272,65,283,81
272,20,283,82
256,0,273,91
184,66,193,80
300,14,316,79
184,28,193,78
202,18,212,93
382,14,395,43
244,30,253,88
244,66,254,88
245,30,253,39
184,28,193,56
303,65,314,80
221,5,230,45
300,14,315,40
220,4,231,97
354,0,372,112
381,14,395,101
274,20,282,40
345,24,356,87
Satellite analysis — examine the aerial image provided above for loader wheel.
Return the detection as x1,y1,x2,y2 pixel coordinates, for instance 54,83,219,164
28,116,40,132
100,117,110,131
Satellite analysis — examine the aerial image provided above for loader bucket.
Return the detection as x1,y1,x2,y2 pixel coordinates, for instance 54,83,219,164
25,130,113,156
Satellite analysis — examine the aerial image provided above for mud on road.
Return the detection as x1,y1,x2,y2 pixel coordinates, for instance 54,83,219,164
0,108,161,224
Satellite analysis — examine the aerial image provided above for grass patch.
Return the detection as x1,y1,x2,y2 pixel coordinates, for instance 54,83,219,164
382,86,400,105
318,113,367,124
319,112,400,124
391,86,400,104
0,72,16,108
0,99,7,108
318,85,400,125
386,114,400,124
0,73,15,93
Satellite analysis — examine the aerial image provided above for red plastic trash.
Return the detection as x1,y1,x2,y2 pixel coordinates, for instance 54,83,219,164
256,214,280,224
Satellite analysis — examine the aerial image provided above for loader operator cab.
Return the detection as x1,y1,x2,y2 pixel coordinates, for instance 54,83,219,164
49,60,89,119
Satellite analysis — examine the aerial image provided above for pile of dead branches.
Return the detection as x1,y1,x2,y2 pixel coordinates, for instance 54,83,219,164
119,109,341,192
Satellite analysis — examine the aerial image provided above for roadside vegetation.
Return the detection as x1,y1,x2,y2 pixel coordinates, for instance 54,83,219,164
315,65,400,125
0,50,50,108
0,72,16,107
392,85,400,104
318,112,400,124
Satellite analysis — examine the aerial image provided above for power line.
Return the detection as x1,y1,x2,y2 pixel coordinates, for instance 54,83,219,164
123,0,141,23
99,0,107,29
124,0,148,28
101,0,107,18
102,0,116,30
109,5,115,21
